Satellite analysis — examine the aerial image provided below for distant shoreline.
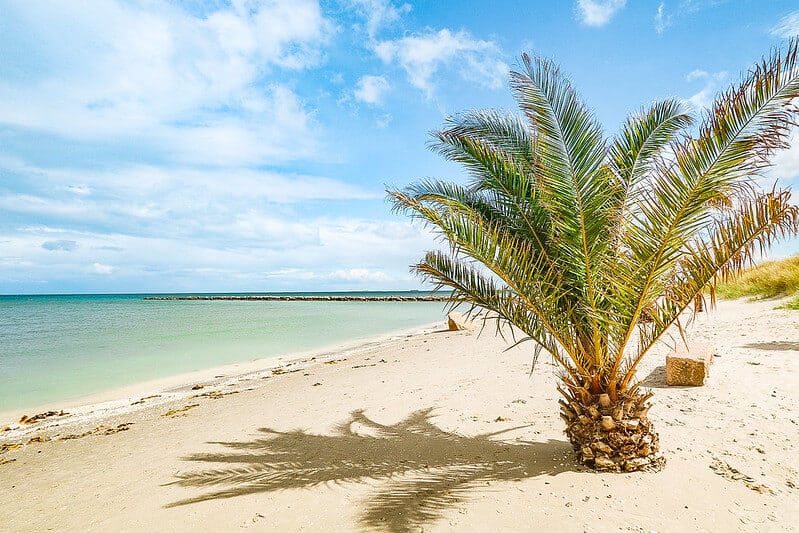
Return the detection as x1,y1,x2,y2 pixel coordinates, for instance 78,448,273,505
144,295,451,302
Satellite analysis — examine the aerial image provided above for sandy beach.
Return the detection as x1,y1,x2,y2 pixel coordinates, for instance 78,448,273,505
1,298,797,532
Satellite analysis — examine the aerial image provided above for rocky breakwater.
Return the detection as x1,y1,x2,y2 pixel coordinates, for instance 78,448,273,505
143,295,450,302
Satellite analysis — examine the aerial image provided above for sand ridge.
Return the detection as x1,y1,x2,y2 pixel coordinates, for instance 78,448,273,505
0,298,797,532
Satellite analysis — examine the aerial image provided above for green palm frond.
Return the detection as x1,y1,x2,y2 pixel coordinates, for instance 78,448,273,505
621,187,799,387
388,39,799,396
609,99,693,240
511,54,613,298
432,109,536,171
413,250,581,376
611,99,693,187
426,113,554,261
610,40,799,374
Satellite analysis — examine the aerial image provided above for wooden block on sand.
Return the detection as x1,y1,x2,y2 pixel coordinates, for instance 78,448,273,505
447,311,473,331
666,342,714,386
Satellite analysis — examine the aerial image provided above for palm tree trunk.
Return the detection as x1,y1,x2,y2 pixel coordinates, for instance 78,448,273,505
558,384,665,472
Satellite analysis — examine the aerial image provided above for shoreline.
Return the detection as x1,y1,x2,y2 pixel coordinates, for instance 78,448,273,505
1,298,797,531
0,320,443,434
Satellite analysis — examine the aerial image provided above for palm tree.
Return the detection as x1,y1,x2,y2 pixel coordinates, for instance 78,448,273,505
389,40,799,472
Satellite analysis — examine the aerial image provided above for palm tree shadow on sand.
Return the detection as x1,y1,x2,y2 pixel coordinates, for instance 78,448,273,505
166,408,576,531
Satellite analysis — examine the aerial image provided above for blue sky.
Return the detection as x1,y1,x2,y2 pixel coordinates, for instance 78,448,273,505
2,0,799,294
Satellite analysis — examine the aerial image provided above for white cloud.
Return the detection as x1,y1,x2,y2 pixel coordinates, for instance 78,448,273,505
683,70,727,111
655,3,672,34
375,29,507,97
0,194,90,218
166,85,320,166
93,263,115,275
0,158,378,212
576,0,627,27
343,0,411,39
0,157,386,274
329,268,392,282
685,87,714,110
66,185,92,196
223,211,322,249
0,0,333,166
771,11,799,38
375,113,393,129
0,217,438,291
268,267,393,283
354,75,390,105
685,69,710,82
771,129,799,181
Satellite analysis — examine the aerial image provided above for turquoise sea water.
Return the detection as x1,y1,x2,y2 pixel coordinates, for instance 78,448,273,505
0,293,447,413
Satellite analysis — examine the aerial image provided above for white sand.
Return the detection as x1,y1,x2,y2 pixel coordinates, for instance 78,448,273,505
0,298,797,532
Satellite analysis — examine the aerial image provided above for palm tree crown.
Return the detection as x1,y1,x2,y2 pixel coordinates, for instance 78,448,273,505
389,41,799,470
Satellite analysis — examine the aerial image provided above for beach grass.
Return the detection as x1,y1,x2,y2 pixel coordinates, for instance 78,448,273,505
716,254,799,306
783,296,799,309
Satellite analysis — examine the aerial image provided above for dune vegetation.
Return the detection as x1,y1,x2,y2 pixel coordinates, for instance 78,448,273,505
716,254,799,308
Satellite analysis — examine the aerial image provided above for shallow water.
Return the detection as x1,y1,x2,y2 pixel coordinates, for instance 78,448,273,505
0,293,446,412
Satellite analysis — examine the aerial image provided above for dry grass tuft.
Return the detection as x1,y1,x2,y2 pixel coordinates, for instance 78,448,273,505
716,255,799,307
